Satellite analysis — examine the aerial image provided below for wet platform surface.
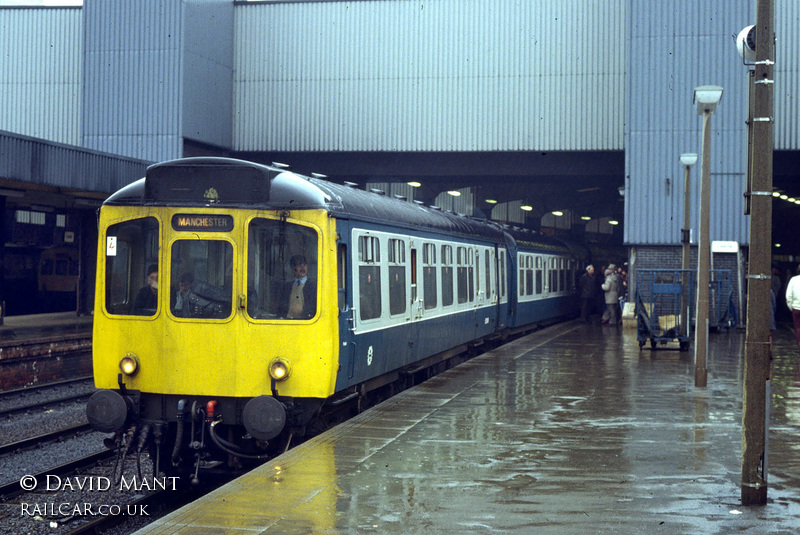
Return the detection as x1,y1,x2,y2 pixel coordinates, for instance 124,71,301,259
0,311,92,347
136,321,800,534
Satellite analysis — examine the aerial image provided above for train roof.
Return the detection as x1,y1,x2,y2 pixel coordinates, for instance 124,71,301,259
104,157,574,251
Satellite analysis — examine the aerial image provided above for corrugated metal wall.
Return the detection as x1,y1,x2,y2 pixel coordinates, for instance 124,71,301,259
182,0,234,150
0,7,82,145
0,130,147,194
233,0,626,153
624,0,752,246
775,0,800,150
82,0,184,162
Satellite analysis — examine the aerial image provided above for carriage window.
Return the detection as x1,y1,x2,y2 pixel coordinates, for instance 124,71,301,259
525,256,534,296
485,251,491,299
535,256,543,295
388,238,406,316
423,243,437,309
457,246,468,304
246,218,318,320
105,217,159,316
499,250,506,299
358,235,381,321
170,240,233,319
441,244,453,307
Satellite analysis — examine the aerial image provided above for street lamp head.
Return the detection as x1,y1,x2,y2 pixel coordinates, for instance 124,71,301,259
693,86,723,115
736,25,756,63
680,153,698,167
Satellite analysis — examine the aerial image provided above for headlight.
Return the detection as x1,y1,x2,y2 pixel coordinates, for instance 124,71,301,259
268,358,290,381
119,353,140,376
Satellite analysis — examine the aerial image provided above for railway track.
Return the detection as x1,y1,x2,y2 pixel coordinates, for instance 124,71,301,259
0,423,94,457
0,450,113,500
0,392,93,419
0,376,93,401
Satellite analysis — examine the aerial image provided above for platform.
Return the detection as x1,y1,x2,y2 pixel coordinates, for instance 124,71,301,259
0,311,92,347
135,321,800,534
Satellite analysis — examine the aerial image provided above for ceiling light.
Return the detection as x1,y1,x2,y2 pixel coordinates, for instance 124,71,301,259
485,199,498,204
772,192,780,197
520,205,533,211
780,195,788,200
407,181,421,187
608,220,619,225
581,216,591,221
552,211,563,216
447,190,461,197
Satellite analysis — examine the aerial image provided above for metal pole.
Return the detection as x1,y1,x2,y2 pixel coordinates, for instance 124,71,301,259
694,111,712,388
741,0,774,507
682,164,692,338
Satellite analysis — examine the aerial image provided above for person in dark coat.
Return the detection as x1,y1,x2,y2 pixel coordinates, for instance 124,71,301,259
578,265,598,323
277,255,317,319
132,264,158,315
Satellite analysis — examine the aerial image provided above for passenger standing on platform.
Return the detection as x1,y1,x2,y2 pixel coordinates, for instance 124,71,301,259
132,265,158,314
578,265,598,323
785,265,800,351
601,266,620,325
278,255,317,319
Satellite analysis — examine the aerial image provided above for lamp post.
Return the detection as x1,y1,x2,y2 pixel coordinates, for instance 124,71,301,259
692,86,723,388
680,153,698,339
740,0,774,507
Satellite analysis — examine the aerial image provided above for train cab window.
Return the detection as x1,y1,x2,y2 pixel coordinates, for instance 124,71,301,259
247,219,318,320
441,245,453,307
104,217,159,316
422,243,437,309
170,240,233,319
358,235,381,321
388,238,406,316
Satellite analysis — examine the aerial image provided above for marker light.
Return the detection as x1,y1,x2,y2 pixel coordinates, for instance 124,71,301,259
269,358,291,381
119,354,140,376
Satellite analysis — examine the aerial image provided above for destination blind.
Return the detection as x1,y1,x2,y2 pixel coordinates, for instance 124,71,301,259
172,214,234,232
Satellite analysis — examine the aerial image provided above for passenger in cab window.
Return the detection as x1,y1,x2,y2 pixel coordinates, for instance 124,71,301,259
278,255,317,319
173,272,211,318
132,265,158,315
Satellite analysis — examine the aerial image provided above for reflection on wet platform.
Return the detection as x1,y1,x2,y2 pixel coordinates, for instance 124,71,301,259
136,322,800,534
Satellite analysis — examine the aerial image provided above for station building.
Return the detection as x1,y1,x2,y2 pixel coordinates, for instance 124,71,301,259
0,0,798,317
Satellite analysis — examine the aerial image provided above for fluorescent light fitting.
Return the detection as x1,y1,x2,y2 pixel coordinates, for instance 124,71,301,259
407,181,421,188
520,205,533,211
608,220,619,225
447,190,461,197
552,211,563,216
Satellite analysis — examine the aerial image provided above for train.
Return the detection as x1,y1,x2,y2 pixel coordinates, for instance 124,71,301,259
85,157,588,481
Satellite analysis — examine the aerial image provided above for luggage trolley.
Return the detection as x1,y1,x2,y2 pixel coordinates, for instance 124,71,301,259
636,269,695,351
